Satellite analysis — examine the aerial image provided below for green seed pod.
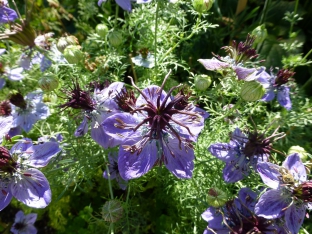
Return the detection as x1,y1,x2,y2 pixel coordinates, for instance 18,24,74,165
240,81,265,102
206,188,228,208
57,35,79,53
101,200,123,223
194,74,212,91
96,23,109,39
193,0,214,13
251,24,268,46
108,31,123,48
288,146,309,162
38,75,59,92
63,45,84,64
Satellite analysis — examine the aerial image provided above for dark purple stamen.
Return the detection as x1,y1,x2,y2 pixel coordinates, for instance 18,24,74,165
0,146,17,174
275,69,295,86
0,100,12,116
115,88,137,112
9,92,27,109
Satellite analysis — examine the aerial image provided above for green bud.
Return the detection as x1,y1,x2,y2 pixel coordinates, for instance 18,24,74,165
108,31,123,48
57,35,79,53
63,45,84,64
38,75,59,92
288,146,309,162
193,0,214,13
251,24,268,45
96,24,109,39
240,81,265,102
194,74,212,91
206,188,228,208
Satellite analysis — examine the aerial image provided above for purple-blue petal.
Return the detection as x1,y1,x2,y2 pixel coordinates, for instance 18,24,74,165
75,116,88,137
198,58,229,71
282,153,306,183
98,0,106,6
40,55,52,72
0,116,13,143
234,66,257,81
10,168,51,208
277,86,291,110
0,6,18,23
208,142,238,162
26,142,61,167
115,0,131,11
10,138,33,155
261,88,275,102
0,77,5,89
136,85,168,107
0,186,12,211
222,162,246,182
7,67,24,81
285,203,305,234
257,162,281,189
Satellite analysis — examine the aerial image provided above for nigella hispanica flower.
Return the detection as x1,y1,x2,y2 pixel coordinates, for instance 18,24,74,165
255,153,311,234
208,125,285,183
257,68,295,110
11,210,37,234
202,187,283,234
0,138,61,210
98,0,151,12
9,91,50,133
102,71,208,180
0,0,18,23
103,152,128,190
60,80,124,148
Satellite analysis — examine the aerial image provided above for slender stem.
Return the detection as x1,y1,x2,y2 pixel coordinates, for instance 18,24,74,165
129,54,138,83
114,4,119,28
302,48,312,62
289,0,299,36
105,163,114,200
259,0,270,25
154,1,159,78
126,184,131,233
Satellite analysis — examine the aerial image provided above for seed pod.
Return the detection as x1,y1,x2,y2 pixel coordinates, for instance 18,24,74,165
63,45,84,64
193,0,214,13
38,75,59,92
57,35,79,53
101,200,123,223
251,24,268,46
96,24,109,39
240,81,265,102
108,31,123,48
206,188,228,208
288,146,309,162
194,74,212,91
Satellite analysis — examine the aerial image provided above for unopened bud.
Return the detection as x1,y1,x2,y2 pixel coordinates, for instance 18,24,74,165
251,25,268,46
193,0,214,13
288,146,309,162
38,75,59,92
240,81,265,102
96,24,109,39
194,74,212,91
108,31,123,48
63,45,84,64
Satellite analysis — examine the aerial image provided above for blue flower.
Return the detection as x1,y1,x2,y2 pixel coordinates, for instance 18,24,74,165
0,138,61,210
98,0,151,12
0,2,18,24
255,153,310,234
103,72,207,180
10,91,50,133
11,210,37,234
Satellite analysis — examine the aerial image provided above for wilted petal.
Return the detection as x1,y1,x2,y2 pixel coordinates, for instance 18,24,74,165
285,203,305,234
118,139,158,180
74,116,88,137
115,0,131,11
25,142,61,167
0,185,12,211
282,153,306,183
257,162,281,189
163,137,194,179
198,58,229,71
277,86,291,110
255,189,289,219
10,168,51,208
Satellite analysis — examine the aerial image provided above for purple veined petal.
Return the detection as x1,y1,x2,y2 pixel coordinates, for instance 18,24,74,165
26,91,43,103
98,0,107,6
24,142,61,167
236,187,257,211
7,67,24,81
136,85,168,107
40,55,52,72
13,210,25,223
7,126,22,138
22,212,37,225
96,82,124,110
91,117,119,148
74,116,89,137
118,138,158,180
0,6,18,23
277,86,292,110
162,136,194,179
231,127,248,144
0,116,13,143
257,162,281,189
192,106,209,119
234,66,257,81
0,77,5,89
261,88,275,102
208,142,239,162
10,138,33,155
198,58,229,71
222,162,246,183
201,207,216,222
282,153,306,183
0,48,6,55
285,203,305,234
102,113,138,142
33,102,50,119
255,189,289,219
13,113,37,133
201,207,228,233
115,0,132,11
10,168,51,208
0,185,13,211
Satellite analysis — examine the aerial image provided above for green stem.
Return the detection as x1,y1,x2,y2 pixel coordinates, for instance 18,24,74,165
126,184,131,233
154,1,160,78
114,4,119,28
259,0,270,25
104,155,114,234
289,0,299,36
301,48,312,62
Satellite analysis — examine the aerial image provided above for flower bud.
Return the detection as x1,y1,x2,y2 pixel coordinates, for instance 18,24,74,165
193,0,214,13
240,81,265,102
63,45,84,64
108,31,123,48
101,200,123,223
288,146,309,162
206,188,228,207
251,25,267,46
96,24,109,39
57,35,79,53
38,75,59,92
194,74,212,91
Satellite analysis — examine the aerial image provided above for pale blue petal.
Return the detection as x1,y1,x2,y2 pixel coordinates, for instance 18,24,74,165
285,203,305,234
198,58,229,71
282,153,306,183
277,86,291,110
